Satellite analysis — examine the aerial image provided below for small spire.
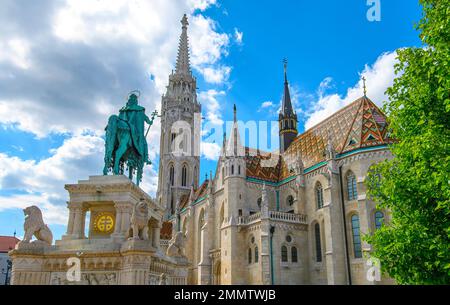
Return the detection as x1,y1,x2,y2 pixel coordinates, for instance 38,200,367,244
175,14,191,75
283,58,288,83
280,58,293,116
362,76,367,96
181,14,188,28
13,230,16,238
233,104,237,123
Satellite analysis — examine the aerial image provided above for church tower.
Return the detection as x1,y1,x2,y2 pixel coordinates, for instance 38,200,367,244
157,14,201,218
278,60,298,153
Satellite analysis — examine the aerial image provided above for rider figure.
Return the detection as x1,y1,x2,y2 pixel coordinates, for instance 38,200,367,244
118,93,152,165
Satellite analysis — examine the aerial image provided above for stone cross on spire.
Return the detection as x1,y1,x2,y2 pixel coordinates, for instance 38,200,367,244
175,14,191,75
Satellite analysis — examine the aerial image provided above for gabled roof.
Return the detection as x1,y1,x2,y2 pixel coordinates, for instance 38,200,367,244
0,236,20,252
245,96,394,183
285,95,393,170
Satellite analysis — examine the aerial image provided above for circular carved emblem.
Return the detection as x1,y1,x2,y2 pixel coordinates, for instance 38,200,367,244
94,213,115,233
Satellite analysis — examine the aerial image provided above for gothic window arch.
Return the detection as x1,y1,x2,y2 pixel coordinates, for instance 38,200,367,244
193,166,198,187
314,223,322,262
346,171,358,201
169,164,175,186
197,209,205,263
254,246,259,263
281,245,288,262
257,197,262,209
181,165,188,187
374,211,384,230
248,248,252,264
231,165,234,175
351,214,362,258
316,182,324,209
291,246,298,263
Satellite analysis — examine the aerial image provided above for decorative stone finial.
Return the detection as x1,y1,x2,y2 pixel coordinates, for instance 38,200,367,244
362,76,367,96
181,14,189,28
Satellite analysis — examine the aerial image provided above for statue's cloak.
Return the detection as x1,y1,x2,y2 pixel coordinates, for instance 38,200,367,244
119,104,148,161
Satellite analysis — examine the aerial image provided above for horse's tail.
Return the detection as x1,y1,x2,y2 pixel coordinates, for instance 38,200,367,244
103,115,119,174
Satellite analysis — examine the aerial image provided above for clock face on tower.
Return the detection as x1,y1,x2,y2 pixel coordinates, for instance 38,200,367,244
94,212,115,234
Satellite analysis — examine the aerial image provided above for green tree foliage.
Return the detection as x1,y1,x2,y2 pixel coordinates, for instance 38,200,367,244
366,0,450,284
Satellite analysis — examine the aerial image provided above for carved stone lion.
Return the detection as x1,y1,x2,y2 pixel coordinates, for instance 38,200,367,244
166,231,186,258
21,205,53,246
127,201,149,240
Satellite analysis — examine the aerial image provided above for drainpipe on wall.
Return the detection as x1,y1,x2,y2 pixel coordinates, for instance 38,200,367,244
269,225,275,285
339,165,352,285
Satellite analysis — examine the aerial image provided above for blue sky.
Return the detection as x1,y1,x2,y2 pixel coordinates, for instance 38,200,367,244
0,0,422,240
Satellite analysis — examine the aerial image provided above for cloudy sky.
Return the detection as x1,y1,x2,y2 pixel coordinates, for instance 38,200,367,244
0,0,422,239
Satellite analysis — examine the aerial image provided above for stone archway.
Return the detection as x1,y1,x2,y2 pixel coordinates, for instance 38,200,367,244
212,261,221,285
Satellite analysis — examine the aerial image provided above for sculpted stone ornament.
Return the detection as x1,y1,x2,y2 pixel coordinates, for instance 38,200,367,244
127,201,150,240
166,231,186,258
103,91,158,185
17,205,53,248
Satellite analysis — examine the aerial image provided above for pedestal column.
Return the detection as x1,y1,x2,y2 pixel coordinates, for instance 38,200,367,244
71,202,86,239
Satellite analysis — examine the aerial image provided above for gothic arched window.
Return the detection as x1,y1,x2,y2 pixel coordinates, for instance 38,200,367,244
375,211,384,230
181,165,187,187
291,246,298,263
315,223,322,262
351,214,362,258
169,165,175,186
316,182,324,209
281,246,288,262
231,165,234,175
257,197,262,209
346,171,358,201
254,246,259,263
248,248,252,264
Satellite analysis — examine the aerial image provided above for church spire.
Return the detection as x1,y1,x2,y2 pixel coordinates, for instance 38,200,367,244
278,58,298,153
226,104,244,157
175,14,191,75
281,58,294,116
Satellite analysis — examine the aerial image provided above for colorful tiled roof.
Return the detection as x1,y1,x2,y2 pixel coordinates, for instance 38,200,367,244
160,221,173,240
245,148,283,183
0,236,20,252
179,179,210,210
245,96,394,182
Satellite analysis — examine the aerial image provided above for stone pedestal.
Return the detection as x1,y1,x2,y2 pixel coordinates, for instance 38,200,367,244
10,175,189,285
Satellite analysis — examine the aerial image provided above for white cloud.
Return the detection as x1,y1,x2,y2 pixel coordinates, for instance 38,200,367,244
258,101,275,113
304,51,398,129
188,0,218,11
201,141,221,161
189,14,230,67
198,89,225,126
234,28,243,45
261,101,273,108
200,66,231,84
0,0,230,137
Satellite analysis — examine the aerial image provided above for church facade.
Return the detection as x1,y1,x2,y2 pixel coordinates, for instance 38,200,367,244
158,15,395,285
